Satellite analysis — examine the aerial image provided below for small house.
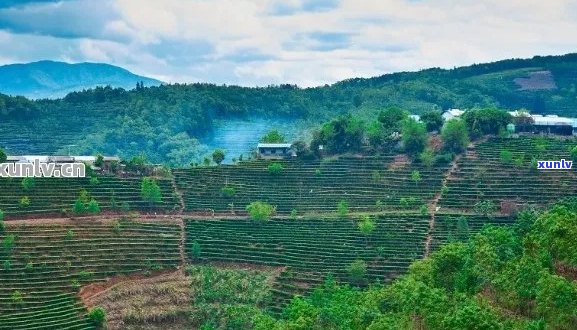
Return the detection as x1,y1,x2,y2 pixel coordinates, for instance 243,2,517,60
257,143,295,159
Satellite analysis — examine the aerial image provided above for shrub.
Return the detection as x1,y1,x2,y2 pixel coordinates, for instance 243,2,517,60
246,201,275,222
191,241,201,260
87,199,101,214
3,260,11,271
267,162,284,175
375,200,384,212
420,149,434,167
21,177,35,191
89,176,100,185
420,205,429,216
411,170,422,185
72,199,85,214
87,307,106,328
434,152,455,165
290,209,298,220
3,234,15,251
19,196,30,208
441,185,449,196
474,200,496,217
500,150,513,164
337,200,349,218
0,209,4,234
347,259,367,284
141,177,162,207
11,290,23,305
371,170,381,182
221,186,236,198
65,229,74,241
120,202,131,212
571,146,577,162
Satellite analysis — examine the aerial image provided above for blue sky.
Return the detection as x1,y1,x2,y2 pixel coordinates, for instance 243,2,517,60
0,0,576,87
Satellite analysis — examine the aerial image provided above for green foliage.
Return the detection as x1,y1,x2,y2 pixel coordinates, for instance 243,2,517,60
221,186,236,198
89,176,99,185
420,110,444,132
0,148,6,163
141,177,162,207
462,108,513,139
87,199,101,214
72,198,85,214
474,200,497,217
21,177,35,191
441,119,469,153
19,196,30,208
93,154,104,167
212,149,225,165
3,234,16,250
87,307,106,328
420,149,434,167
337,200,349,218
65,229,74,241
267,162,284,175
185,265,273,329
570,146,577,162
11,290,23,306
260,130,285,143
411,170,422,185
0,209,4,234
358,216,376,237
290,209,298,220
500,150,513,164
191,241,202,260
420,204,429,216
246,201,274,222
401,118,428,157
347,259,367,284
311,114,364,155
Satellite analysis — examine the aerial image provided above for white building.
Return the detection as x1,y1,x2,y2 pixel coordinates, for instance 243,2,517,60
442,108,465,121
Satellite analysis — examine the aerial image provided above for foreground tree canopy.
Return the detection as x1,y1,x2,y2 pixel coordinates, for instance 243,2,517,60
249,200,577,329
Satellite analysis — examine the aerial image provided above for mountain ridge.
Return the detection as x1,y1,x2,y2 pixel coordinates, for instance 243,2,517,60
0,60,163,99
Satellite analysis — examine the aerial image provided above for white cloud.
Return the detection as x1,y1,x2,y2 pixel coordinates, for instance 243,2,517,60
1,0,576,86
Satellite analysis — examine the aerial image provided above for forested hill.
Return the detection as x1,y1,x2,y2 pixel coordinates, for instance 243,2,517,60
0,53,576,165
0,61,162,99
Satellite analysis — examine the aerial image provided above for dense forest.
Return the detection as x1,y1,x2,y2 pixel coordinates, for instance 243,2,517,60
0,53,576,165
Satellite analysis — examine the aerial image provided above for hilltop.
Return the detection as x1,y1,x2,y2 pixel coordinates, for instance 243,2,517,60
0,53,576,165
0,61,162,99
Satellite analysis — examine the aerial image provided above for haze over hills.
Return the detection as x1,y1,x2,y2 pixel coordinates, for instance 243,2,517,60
0,61,162,99
0,53,576,165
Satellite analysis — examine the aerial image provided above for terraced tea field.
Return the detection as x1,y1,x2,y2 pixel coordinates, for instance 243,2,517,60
0,176,179,217
0,219,181,330
184,215,429,312
174,157,450,214
439,137,577,212
429,214,516,251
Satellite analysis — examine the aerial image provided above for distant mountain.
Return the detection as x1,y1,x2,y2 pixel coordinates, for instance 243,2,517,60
0,60,162,99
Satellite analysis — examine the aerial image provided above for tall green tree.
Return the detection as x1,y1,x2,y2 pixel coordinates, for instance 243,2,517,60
401,118,428,157
441,119,469,153
260,130,285,143
420,110,444,132
212,149,225,165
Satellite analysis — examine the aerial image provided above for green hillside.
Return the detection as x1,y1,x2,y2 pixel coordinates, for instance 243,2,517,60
0,53,576,165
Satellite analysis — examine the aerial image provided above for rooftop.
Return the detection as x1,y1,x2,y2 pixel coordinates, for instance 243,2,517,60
257,143,293,148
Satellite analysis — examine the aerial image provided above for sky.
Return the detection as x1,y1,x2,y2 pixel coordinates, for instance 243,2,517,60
0,0,576,87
